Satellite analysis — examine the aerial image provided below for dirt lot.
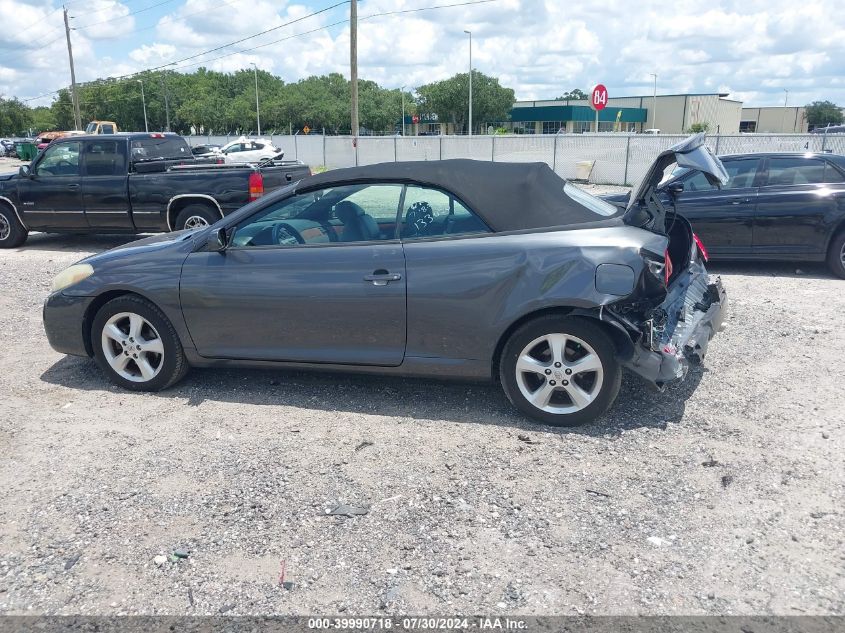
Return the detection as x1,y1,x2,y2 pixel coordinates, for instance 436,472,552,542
0,190,843,617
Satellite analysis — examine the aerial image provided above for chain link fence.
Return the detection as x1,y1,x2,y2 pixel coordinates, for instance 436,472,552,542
185,133,845,187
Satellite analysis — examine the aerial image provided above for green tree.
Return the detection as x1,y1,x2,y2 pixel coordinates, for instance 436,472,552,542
805,100,843,128
416,71,515,133
556,89,588,101
686,122,710,133
0,97,34,135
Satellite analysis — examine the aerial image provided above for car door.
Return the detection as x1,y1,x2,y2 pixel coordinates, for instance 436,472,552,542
16,140,86,230
398,185,493,361
667,157,762,255
752,157,843,256
81,139,133,230
179,183,407,365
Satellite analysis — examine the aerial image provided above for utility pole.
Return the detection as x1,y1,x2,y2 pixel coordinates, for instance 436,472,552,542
63,6,82,131
251,63,261,136
162,71,171,132
464,30,472,136
137,79,148,132
649,73,657,130
782,89,789,132
400,86,406,136
350,0,359,137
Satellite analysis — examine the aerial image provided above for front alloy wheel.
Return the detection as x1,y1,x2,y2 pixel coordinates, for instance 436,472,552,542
500,316,622,426
92,295,189,391
101,312,165,382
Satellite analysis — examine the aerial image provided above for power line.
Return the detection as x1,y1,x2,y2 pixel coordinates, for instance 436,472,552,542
110,0,245,37
72,0,180,30
15,0,500,103
361,0,498,20
171,0,500,72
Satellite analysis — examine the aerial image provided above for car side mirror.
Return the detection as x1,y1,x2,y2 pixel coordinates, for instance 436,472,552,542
206,227,229,252
667,182,684,196
18,165,33,179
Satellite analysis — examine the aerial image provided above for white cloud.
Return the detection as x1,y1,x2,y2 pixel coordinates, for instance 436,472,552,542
2,0,845,108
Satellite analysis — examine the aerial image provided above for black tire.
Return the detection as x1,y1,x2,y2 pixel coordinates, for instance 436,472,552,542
174,204,220,232
499,315,622,427
91,294,189,392
826,231,845,279
0,204,28,248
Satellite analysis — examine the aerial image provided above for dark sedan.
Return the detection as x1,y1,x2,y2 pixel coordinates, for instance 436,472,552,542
43,135,727,427
604,152,845,277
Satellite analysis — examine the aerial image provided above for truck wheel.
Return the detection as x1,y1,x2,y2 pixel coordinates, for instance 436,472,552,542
499,316,622,427
92,295,189,392
0,205,27,248
174,204,220,231
827,231,845,279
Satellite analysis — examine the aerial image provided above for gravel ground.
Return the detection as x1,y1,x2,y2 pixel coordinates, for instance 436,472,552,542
0,164,842,616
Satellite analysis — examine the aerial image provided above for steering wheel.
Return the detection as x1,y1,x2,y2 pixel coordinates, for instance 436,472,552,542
272,222,304,245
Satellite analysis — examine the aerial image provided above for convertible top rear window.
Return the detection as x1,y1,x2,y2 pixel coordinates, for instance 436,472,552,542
563,182,618,217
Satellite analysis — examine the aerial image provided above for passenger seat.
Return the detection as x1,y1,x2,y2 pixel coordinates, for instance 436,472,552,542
335,201,382,242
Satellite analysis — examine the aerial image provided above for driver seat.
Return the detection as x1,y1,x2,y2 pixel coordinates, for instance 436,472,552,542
335,201,381,242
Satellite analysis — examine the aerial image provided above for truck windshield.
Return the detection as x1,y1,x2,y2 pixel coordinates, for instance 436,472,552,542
85,122,97,134
130,137,191,162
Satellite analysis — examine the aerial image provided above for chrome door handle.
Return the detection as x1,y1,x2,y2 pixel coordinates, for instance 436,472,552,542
730,198,750,205
67,184,80,190
364,271,402,286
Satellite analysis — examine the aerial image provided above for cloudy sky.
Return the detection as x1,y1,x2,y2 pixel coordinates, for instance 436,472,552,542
1,0,843,108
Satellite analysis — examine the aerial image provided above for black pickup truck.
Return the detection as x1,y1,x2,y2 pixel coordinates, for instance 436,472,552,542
0,132,311,248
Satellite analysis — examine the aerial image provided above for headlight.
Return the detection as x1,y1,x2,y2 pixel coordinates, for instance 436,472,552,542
51,263,94,292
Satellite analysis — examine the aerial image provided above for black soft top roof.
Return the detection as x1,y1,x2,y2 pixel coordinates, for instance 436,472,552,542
298,159,622,232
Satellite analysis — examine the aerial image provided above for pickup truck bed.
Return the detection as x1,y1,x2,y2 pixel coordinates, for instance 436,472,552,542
0,132,311,248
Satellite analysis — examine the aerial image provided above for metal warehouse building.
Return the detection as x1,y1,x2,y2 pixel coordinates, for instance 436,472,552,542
504,93,743,134
409,93,807,135
740,106,808,133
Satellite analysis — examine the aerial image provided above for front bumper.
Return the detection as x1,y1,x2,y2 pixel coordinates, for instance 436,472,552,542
622,264,727,388
43,291,93,357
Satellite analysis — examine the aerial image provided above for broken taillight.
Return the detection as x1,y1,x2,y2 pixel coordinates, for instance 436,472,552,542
248,171,264,201
664,249,673,285
693,232,709,262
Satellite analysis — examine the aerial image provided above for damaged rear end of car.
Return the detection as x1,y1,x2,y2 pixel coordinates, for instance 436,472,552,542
595,134,729,389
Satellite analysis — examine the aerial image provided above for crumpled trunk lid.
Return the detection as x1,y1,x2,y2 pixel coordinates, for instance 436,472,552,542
624,133,728,234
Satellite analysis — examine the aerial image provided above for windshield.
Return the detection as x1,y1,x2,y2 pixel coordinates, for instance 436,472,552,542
130,137,191,162
563,182,619,217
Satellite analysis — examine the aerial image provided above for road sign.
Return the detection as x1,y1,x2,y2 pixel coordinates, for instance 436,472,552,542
303,125,311,134
590,84,608,111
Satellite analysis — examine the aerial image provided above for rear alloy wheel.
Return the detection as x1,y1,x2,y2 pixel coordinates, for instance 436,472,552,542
827,231,845,279
92,295,189,391
0,205,28,248
500,316,622,426
174,204,220,232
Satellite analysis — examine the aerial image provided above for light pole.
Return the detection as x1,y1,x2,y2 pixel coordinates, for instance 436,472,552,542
136,79,148,132
251,62,261,136
464,29,472,136
649,73,657,130
400,85,406,136
782,88,789,132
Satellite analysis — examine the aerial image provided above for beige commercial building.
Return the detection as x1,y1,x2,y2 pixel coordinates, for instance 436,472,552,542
503,93,742,134
740,107,808,133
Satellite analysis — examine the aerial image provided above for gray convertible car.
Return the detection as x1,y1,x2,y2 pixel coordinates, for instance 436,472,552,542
43,134,728,426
